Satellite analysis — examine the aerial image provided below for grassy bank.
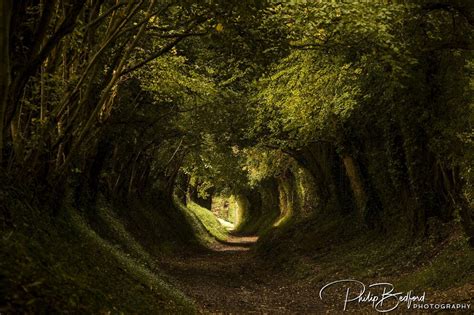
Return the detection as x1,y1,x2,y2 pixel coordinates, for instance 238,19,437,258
175,199,229,243
256,214,474,305
0,192,197,314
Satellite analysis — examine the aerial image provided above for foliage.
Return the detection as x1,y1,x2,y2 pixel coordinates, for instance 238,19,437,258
1,0,473,311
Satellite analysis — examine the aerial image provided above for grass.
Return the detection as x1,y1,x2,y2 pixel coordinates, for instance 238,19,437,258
0,193,197,314
3,185,471,312
257,212,474,299
174,198,228,242
396,235,474,291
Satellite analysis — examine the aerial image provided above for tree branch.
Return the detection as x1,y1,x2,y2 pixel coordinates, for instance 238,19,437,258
81,1,127,31
423,2,474,26
120,18,208,76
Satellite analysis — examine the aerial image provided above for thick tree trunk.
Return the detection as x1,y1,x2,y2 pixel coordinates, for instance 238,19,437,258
276,169,299,223
294,142,354,215
458,194,474,247
0,0,12,163
400,121,434,236
174,172,189,205
342,155,368,219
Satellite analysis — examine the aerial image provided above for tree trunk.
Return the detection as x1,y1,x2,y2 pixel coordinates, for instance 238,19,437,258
342,155,368,219
0,0,12,163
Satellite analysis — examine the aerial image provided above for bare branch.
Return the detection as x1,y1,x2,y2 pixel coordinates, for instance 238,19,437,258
81,1,127,31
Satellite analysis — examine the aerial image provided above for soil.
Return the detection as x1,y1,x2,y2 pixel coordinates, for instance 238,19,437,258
160,235,330,314
160,235,474,314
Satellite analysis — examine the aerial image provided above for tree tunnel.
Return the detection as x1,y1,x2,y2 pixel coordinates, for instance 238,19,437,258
169,148,363,241
1,1,474,313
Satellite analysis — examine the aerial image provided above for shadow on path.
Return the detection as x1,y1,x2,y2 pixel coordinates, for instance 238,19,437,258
159,234,329,314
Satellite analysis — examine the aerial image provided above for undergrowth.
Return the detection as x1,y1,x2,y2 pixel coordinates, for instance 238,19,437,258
0,192,197,314
174,199,228,243
257,212,474,298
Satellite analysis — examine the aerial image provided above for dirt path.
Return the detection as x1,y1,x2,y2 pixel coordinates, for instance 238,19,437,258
160,235,329,314
160,234,474,314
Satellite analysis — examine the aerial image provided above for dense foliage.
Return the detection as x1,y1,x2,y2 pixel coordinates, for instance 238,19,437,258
0,0,474,313
0,0,473,311
0,0,473,238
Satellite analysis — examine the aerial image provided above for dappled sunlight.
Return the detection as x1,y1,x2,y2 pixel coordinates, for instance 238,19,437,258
211,195,240,227
272,217,286,227
2,0,472,313
212,235,259,252
217,217,234,230
180,196,260,252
